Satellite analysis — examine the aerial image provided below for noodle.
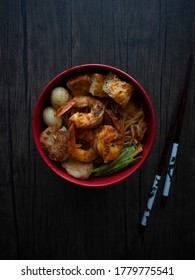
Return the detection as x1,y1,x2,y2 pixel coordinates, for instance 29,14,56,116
118,100,147,145
98,97,147,146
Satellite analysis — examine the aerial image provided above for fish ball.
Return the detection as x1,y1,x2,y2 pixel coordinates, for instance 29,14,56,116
42,106,62,128
51,87,70,109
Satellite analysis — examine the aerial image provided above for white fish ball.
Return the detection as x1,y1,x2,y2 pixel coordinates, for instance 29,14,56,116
42,106,62,128
51,87,70,109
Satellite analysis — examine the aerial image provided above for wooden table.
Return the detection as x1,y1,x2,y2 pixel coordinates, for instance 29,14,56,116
1,0,195,260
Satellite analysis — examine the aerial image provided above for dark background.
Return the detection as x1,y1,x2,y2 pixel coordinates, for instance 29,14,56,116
1,0,195,260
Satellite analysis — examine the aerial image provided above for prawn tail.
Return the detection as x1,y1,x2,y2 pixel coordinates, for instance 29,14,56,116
55,99,76,117
68,123,76,153
106,109,124,136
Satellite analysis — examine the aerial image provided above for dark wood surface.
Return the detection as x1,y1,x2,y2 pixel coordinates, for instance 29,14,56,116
1,0,195,260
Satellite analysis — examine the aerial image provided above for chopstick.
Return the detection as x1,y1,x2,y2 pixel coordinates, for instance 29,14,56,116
162,54,193,196
141,54,193,226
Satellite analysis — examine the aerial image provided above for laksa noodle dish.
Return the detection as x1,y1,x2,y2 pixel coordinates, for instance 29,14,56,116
38,69,148,180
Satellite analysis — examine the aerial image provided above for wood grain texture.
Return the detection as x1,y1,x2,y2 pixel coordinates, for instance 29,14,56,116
0,0,195,260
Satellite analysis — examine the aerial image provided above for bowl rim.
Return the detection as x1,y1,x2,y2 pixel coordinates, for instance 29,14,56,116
32,63,156,187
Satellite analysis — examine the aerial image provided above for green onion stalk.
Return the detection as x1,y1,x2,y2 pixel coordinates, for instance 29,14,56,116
92,144,143,177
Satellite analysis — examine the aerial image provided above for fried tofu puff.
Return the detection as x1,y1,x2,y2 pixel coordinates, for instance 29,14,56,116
90,73,108,97
103,72,134,108
66,74,91,96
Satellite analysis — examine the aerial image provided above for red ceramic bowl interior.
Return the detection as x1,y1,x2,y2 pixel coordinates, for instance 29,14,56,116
32,64,156,187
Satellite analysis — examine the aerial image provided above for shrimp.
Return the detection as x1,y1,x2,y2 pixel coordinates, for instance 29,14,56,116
68,123,98,163
55,96,105,129
95,110,125,163
95,125,124,163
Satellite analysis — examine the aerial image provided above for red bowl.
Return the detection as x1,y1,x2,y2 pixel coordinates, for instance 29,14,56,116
32,64,156,187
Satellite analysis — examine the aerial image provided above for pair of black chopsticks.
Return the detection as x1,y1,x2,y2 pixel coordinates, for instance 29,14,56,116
141,54,193,227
